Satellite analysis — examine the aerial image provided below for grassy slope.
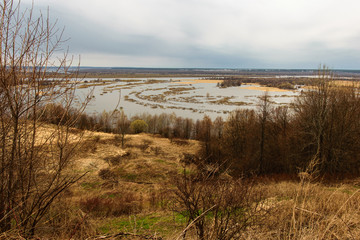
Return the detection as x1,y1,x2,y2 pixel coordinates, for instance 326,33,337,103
39,127,360,239
69,130,200,239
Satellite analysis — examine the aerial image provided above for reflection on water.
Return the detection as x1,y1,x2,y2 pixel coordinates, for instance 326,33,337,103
76,77,300,120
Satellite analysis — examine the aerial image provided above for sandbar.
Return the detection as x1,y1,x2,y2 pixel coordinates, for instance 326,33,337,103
171,79,223,84
240,85,291,92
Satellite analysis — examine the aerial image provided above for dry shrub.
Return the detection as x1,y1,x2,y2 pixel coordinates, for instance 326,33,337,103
180,153,198,165
150,146,162,155
68,127,83,135
149,190,172,210
113,134,122,146
126,139,153,152
81,135,101,154
125,143,135,148
172,139,189,146
104,155,122,165
139,139,153,152
172,169,268,240
79,191,143,217
103,151,133,166
92,135,101,143
121,150,137,159
30,197,96,239
98,168,117,181
0,232,23,240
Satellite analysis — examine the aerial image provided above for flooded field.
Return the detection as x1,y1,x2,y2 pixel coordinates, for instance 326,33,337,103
76,77,301,119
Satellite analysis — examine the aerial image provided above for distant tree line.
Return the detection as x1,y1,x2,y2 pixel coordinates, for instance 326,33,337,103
217,77,243,88
215,76,314,89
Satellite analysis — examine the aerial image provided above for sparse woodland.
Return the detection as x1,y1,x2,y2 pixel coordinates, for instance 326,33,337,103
2,0,360,239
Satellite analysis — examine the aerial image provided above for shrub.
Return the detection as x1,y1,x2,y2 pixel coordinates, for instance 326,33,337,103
104,155,122,166
180,153,198,165
98,168,117,180
172,139,189,146
138,139,152,152
172,169,268,239
79,192,143,217
130,119,149,133
150,146,162,155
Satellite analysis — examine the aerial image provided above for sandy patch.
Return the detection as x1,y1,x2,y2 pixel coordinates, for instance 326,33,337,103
171,79,223,84
240,85,291,92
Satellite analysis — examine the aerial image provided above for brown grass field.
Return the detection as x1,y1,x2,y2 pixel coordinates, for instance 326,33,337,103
16,126,360,239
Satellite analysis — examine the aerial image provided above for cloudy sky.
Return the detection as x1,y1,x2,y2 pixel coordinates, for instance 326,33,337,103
22,0,360,69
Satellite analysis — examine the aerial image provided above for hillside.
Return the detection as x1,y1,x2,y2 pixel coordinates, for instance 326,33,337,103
27,127,360,239
58,130,201,239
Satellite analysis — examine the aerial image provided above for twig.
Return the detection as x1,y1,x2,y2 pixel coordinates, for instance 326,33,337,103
68,210,88,240
175,205,217,240
87,231,162,240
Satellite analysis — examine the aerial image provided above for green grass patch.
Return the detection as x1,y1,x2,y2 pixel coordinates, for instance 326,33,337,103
177,167,194,175
117,168,138,181
80,181,101,190
98,212,187,237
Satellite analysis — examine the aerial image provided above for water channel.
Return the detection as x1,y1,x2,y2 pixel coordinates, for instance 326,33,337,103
76,77,301,120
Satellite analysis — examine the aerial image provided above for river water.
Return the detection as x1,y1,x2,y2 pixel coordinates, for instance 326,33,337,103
76,77,300,120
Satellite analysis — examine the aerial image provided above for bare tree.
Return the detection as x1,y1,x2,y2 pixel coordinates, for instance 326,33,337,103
115,109,130,148
0,0,89,237
173,168,267,240
293,66,360,173
197,115,212,161
257,91,272,174
222,109,257,174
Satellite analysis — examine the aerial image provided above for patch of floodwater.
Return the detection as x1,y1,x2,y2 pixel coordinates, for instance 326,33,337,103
76,78,301,120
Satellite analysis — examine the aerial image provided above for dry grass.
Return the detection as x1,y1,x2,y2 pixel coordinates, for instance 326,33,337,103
250,177,360,240
67,132,201,238
302,80,360,90
19,125,360,239
332,80,360,87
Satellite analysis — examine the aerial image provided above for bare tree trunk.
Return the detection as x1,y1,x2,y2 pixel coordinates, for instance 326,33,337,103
258,91,271,174
0,0,90,237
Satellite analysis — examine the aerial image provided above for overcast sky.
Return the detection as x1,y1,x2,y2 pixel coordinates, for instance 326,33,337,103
21,0,360,69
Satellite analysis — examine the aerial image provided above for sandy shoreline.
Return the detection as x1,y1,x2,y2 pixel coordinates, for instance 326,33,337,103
240,84,292,92
171,79,223,84
172,80,293,92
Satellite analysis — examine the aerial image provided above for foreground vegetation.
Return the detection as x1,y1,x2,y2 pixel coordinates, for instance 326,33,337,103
3,69,360,238
2,127,359,239
15,70,358,239
3,68,360,238
2,0,360,238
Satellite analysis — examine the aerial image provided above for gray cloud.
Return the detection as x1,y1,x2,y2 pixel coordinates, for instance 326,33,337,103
22,0,360,68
